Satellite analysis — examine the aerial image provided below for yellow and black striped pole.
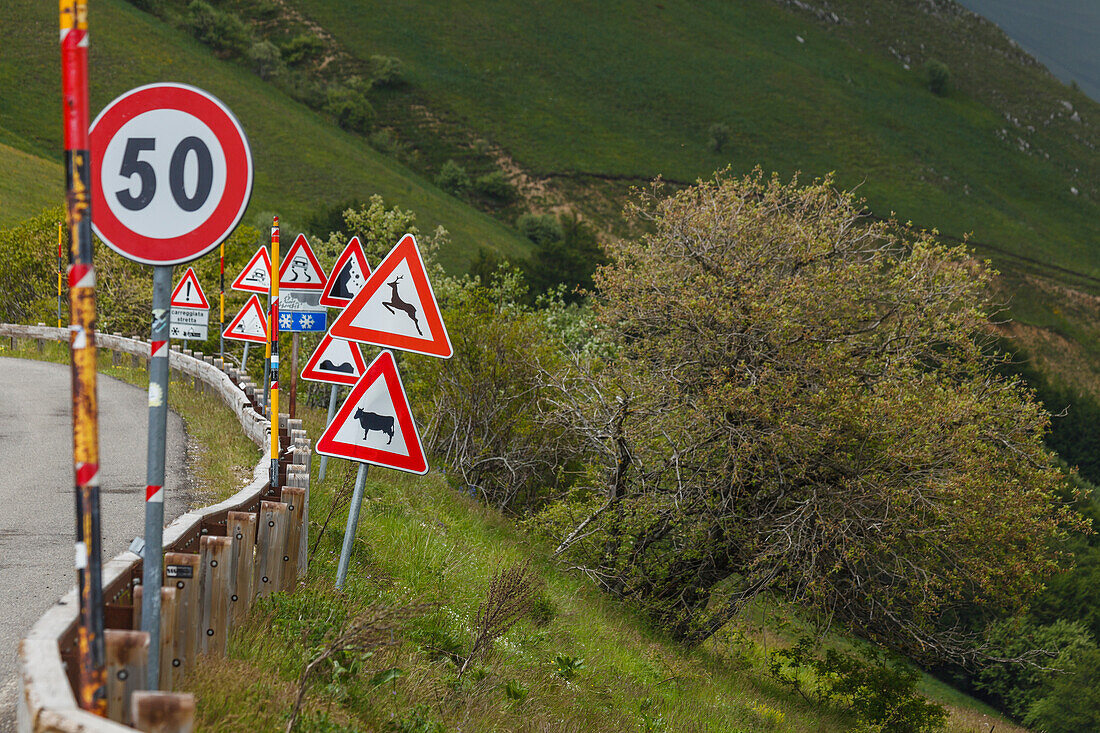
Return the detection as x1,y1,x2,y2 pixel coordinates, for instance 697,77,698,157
57,222,64,329
269,217,280,488
60,0,107,715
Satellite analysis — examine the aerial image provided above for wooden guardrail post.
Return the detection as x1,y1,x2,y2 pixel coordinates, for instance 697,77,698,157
105,629,149,726
227,511,257,626
131,691,195,733
198,536,233,656
280,487,306,590
164,553,201,674
256,501,289,597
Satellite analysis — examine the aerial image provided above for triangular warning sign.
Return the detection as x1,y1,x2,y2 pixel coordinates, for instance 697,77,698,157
232,247,271,294
278,234,328,291
320,236,372,308
315,350,428,474
223,294,269,343
170,267,210,309
328,234,453,359
301,333,368,386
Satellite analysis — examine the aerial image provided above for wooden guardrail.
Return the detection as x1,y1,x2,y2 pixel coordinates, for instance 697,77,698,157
2,325,312,733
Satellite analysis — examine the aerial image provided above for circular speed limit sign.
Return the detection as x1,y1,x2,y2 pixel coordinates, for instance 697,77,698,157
90,83,253,266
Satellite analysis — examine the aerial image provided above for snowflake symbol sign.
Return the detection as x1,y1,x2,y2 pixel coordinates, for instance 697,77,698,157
300,314,314,329
280,313,293,330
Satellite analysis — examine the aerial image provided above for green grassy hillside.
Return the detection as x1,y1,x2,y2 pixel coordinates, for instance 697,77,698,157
0,0,532,272
289,0,1099,277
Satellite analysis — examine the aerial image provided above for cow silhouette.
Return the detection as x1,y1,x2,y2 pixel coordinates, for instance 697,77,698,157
320,359,354,374
354,407,394,444
382,276,423,335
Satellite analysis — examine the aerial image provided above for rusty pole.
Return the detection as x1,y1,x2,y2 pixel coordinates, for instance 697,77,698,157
60,0,107,714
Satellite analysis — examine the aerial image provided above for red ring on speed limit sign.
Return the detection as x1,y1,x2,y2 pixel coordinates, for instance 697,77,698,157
90,83,253,266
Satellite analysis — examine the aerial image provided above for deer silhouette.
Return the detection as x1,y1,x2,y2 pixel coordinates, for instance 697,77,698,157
382,275,423,335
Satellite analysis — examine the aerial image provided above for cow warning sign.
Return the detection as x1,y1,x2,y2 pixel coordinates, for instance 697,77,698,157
231,246,271,294
314,350,427,474
222,293,268,343
328,234,452,359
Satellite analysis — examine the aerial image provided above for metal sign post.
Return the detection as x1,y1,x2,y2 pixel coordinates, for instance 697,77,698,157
142,265,172,688
89,82,252,690
335,463,369,589
318,385,338,482
60,0,107,713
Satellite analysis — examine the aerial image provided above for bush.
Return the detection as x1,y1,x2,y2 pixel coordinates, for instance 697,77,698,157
926,60,951,96
281,34,325,67
186,1,251,57
247,40,284,80
769,639,948,732
473,170,516,202
435,160,470,195
516,213,563,246
370,55,406,88
522,212,604,299
325,85,375,133
707,122,730,153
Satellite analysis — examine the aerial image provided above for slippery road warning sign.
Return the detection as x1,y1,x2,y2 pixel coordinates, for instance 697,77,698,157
328,234,452,359
320,236,371,309
300,333,367,386
170,267,210,308
231,246,271,294
222,293,268,343
278,234,327,291
315,350,427,474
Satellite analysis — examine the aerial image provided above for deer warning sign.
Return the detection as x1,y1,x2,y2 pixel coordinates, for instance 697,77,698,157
328,234,452,359
300,332,368,386
231,247,271,294
315,350,427,474
222,293,269,343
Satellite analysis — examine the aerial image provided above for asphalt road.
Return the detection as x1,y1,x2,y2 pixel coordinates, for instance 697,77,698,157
0,357,190,731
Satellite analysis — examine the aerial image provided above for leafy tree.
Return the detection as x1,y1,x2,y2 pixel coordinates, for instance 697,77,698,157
247,40,284,80
435,160,470,196
281,34,325,67
544,171,1086,660
523,212,605,300
325,85,375,133
186,1,251,57
369,55,406,88
516,213,564,247
1024,647,1100,732
707,122,731,153
473,171,516,202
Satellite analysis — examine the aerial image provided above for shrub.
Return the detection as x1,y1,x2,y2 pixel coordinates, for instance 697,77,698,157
186,1,251,57
370,55,406,88
523,211,604,299
1024,647,1100,732
926,59,951,96
435,160,470,195
769,639,948,732
516,213,563,246
247,40,284,80
281,34,325,67
325,85,375,133
473,170,516,202
707,122,731,153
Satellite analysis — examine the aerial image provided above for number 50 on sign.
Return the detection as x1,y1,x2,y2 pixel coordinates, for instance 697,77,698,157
90,83,253,266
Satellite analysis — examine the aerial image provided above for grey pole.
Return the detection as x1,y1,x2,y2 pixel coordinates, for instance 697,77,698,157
317,385,339,482
242,342,250,371
142,265,172,689
335,462,369,589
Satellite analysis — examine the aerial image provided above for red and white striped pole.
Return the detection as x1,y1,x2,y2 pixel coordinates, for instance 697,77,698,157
60,0,107,714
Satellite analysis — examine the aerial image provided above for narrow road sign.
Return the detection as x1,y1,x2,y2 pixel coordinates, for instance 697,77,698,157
315,350,428,474
223,294,268,343
320,236,371,308
169,267,210,339
278,234,328,291
232,246,271,294
328,234,453,359
300,333,368,386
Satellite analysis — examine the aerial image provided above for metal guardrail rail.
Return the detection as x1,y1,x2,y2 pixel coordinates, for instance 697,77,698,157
2,325,311,733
